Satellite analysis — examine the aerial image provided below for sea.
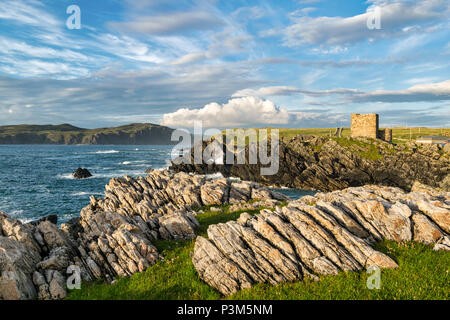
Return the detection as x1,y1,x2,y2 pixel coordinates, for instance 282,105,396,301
0,145,315,224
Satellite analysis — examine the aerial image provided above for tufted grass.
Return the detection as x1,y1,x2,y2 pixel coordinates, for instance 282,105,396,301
67,208,450,300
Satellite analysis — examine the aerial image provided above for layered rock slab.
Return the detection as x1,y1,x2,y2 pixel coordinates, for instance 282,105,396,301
192,185,449,295
0,170,283,300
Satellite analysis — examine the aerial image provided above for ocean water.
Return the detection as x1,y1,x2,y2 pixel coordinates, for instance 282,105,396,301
0,145,314,224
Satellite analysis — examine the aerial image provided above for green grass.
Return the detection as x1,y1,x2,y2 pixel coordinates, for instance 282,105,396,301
220,127,449,146
275,127,449,142
391,127,450,142
331,137,384,161
67,207,449,300
230,241,450,300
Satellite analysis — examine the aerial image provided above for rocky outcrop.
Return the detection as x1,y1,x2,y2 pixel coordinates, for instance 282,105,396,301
171,136,450,192
0,170,283,300
192,185,450,295
73,168,92,180
2,168,448,300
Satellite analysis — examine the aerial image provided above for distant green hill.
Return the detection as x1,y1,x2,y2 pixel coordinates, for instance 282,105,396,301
0,123,177,145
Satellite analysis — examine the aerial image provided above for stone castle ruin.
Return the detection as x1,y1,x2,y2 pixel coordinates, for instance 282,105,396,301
351,113,392,143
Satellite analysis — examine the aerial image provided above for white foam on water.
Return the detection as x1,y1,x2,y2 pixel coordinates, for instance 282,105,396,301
9,209,24,217
120,160,148,165
90,150,120,154
71,191,103,196
58,170,147,180
57,173,74,180
92,170,145,178
19,217,35,224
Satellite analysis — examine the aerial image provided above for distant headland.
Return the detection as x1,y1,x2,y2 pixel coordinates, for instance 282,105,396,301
0,123,176,145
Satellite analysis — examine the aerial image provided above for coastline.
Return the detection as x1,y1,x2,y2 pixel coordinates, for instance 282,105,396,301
1,168,449,300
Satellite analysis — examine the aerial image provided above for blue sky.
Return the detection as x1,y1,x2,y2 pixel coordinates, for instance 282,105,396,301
0,0,449,129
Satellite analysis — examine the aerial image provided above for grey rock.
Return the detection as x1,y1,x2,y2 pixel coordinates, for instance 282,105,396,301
0,237,41,300
192,184,448,296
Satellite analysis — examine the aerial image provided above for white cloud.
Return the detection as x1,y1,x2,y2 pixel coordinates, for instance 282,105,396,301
92,34,167,64
233,86,361,97
353,79,450,102
232,6,266,20
0,63,265,127
170,52,209,65
0,37,90,61
233,80,450,104
109,11,224,35
0,57,90,79
0,0,60,30
233,86,302,97
161,96,290,128
283,0,450,46
403,77,441,85
169,31,252,65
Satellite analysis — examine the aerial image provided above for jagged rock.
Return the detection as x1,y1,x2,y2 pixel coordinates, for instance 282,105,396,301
228,199,281,213
60,217,82,239
171,136,450,192
192,185,448,296
37,221,72,250
28,215,58,226
411,181,445,196
36,247,71,271
0,212,41,253
0,169,282,300
416,200,450,233
201,180,229,205
0,237,41,300
433,236,450,251
439,175,450,191
229,182,252,203
412,213,445,244
192,236,253,296
73,168,92,179
48,271,66,299
251,187,272,200
444,144,450,154
2,171,448,300
158,212,199,240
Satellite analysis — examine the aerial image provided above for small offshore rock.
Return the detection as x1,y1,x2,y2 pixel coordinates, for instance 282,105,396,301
73,168,92,179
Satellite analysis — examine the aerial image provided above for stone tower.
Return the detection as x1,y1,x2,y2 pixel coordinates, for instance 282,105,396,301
351,113,392,143
351,113,379,139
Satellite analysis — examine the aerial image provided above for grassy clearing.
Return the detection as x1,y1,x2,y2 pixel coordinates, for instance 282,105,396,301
67,207,449,300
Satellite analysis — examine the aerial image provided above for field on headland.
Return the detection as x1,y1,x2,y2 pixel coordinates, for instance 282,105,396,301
264,127,449,142
219,127,449,145
67,206,450,301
